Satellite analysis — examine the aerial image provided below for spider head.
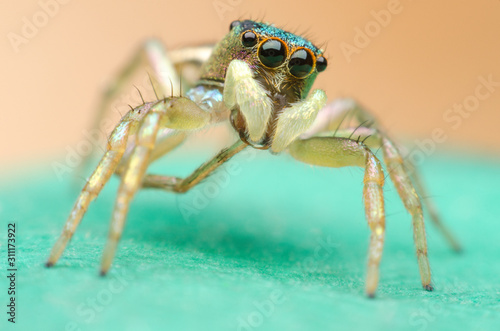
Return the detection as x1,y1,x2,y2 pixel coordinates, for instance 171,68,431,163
201,20,327,150
203,20,327,101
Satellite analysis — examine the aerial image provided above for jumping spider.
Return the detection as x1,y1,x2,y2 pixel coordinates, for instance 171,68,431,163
46,19,460,297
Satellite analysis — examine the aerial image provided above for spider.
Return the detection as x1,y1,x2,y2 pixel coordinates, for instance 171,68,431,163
46,19,460,297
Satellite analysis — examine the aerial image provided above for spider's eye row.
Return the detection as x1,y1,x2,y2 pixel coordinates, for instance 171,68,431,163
241,32,327,76
258,39,287,68
316,56,327,72
241,31,258,47
288,49,314,78
230,20,241,31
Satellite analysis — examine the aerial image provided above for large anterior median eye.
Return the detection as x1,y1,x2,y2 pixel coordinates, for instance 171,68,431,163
258,39,287,68
288,49,314,78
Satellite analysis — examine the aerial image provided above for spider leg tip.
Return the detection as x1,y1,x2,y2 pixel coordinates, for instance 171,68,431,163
99,270,108,277
424,284,434,292
366,292,376,299
45,261,54,268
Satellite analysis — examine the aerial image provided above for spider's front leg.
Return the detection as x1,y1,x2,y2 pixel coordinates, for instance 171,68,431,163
294,99,459,295
46,97,211,274
287,137,386,297
46,105,148,268
77,40,212,178
92,39,212,129
309,99,461,253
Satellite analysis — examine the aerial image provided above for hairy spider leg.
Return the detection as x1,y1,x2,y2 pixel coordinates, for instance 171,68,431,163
308,99,461,253
77,40,212,178
46,103,149,267
318,126,436,291
288,137,385,298
381,137,432,290
137,140,246,192
300,99,468,292
46,97,212,271
100,98,212,274
115,129,188,178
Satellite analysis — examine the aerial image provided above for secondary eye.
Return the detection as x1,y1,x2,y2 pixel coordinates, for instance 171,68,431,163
258,39,287,68
230,20,240,31
288,49,314,78
316,56,328,72
241,31,258,47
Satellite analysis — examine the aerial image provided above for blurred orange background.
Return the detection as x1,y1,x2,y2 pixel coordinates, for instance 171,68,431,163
1,0,499,168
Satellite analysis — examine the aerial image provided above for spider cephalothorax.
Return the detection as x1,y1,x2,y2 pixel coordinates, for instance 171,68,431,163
202,20,328,150
46,19,460,298
202,19,327,100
